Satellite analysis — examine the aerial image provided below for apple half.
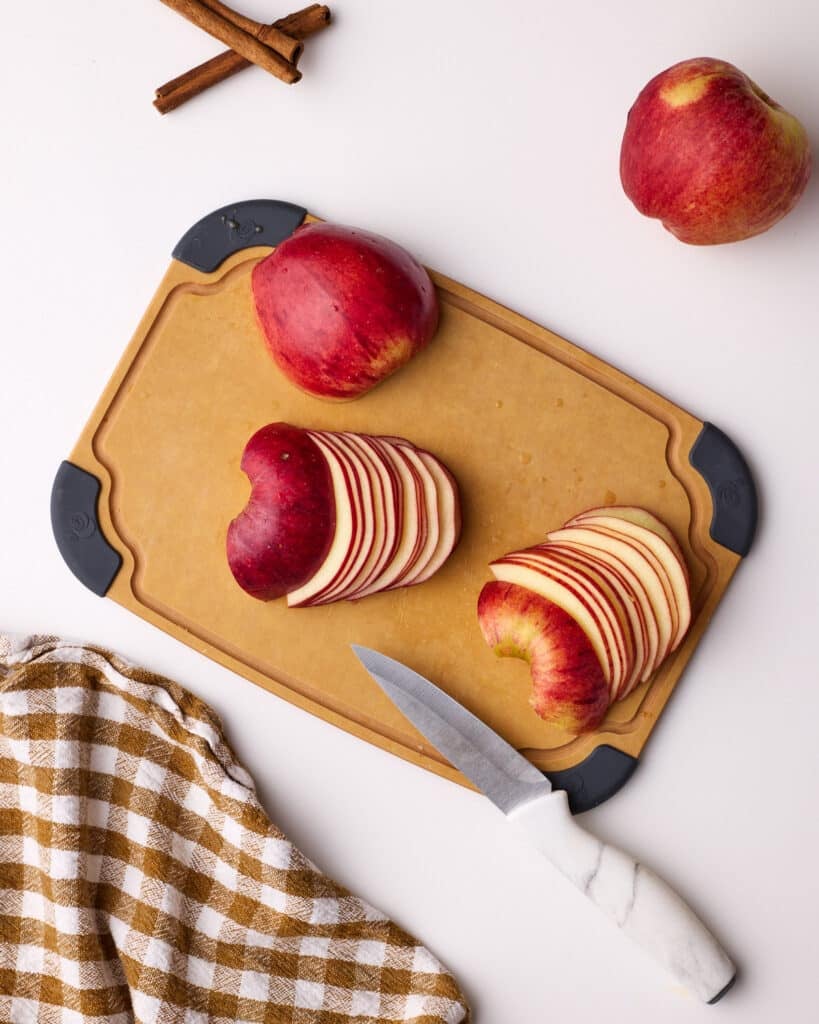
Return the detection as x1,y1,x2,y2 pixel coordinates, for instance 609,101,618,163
227,423,462,606
478,505,691,733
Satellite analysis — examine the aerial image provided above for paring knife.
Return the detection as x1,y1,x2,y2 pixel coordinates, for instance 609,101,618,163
351,645,736,1004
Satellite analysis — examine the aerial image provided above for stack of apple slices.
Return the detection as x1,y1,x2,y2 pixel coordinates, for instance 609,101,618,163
227,422,461,606
478,506,691,733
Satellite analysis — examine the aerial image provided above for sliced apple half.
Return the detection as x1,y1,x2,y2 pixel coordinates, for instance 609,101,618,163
491,556,618,693
503,547,631,700
410,451,462,585
569,514,691,650
287,432,357,607
479,506,693,733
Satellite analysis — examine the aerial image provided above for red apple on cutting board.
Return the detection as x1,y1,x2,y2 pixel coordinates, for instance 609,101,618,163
620,57,812,244
227,423,461,605
478,506,692,733
251,223,439,399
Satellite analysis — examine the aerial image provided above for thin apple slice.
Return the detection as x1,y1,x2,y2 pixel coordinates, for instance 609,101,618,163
538,540,649,698
340,432,397,598
373,439,429,589
547,526,673,673
570,514,691,650
384,443,440,588
298,431,369,605
539,545,639,702
315,431,381,603
490,557,615,689
570,506,689,584
286,433,357,607
409,450,462,584
545,528,662,680
352,436,425,598
502,549,629,700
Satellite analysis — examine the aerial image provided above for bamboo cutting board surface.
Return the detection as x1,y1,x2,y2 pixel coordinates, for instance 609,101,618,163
52,200,756,810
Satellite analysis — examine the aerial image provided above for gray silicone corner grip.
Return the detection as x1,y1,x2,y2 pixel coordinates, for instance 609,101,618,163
546,744,638,814
51,462,122,597
689,422,758,557
172,199,307,272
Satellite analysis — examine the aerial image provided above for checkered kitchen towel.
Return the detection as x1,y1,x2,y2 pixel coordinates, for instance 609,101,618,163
0,634,469,1023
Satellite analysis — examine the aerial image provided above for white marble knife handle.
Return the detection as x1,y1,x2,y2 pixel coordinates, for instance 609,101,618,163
509,790,736,1002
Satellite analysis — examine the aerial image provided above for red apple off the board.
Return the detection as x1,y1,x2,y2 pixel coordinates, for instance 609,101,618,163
620,57,811,245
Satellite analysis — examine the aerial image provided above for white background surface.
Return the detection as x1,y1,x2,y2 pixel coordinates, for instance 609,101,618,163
2,2,818,1020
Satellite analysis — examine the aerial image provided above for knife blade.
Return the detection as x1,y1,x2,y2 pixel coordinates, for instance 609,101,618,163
352,645,736,1004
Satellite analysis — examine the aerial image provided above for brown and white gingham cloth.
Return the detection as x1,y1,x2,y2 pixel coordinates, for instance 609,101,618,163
0,634,469,1023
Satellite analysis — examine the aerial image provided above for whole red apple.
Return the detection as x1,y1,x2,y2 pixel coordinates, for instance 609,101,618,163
227,423,335,600
252,223,439,399
620,58,811,244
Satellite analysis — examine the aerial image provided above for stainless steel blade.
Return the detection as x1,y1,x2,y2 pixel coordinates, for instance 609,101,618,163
351,645,552,814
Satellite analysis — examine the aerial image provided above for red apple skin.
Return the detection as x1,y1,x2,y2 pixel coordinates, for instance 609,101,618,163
227,423,335,600
252,223,439,400
620,58,812,244
477,581,610,734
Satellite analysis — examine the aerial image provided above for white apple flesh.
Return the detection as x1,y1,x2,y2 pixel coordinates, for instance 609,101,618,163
340,433,395,598
312,431,377,604
410,451,462,585
287,433,357,607
384,441,440,588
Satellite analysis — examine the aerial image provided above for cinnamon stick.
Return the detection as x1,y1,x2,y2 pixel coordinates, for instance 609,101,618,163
155,5,329,114
199,0,303,63
158,0,301,85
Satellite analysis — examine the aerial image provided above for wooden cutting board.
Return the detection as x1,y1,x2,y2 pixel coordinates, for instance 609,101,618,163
51,199,757,812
